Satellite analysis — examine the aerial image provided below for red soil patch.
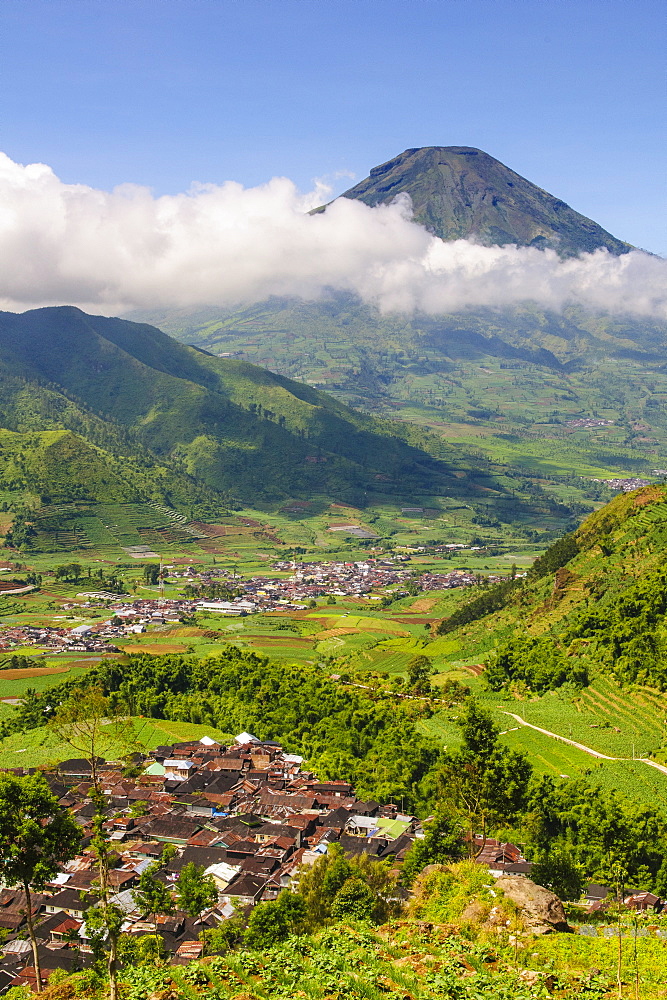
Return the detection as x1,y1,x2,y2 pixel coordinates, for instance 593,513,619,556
633,488,665,507
188,522,229,537
459,663,485,676
391,617,436,625
0,666,70,678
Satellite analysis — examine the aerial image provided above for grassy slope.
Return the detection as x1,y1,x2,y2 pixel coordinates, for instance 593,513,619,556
402,486,667,802
137,295,667,507
0,716,235,769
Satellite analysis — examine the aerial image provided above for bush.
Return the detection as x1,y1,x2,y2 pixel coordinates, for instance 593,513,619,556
412,861,499,924
486,635,588,692
528,532,579,580
331,877,376,920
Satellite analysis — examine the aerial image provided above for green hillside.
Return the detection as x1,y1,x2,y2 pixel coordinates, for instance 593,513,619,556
397,486,667,782
138,294,667,512
0,307,583,533
433,484,667,682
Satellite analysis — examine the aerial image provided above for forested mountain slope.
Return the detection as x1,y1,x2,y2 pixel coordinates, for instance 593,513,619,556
0,306,554,515
436,484,667,691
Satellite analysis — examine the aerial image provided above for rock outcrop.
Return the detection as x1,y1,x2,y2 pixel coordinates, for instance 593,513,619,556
495,875,571,934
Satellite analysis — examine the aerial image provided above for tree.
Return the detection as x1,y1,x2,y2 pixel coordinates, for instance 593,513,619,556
50,687,138,1000
4,511,36,550
654,857,667,899
531,846,585,901
437,699,532,857
321,844,353,899
400,810,465,886
133,860,175,956
244,901,287,949
523,775,665,888
294,843,400,929
244,891,306,949
51,685,139,786
407,655,433,694
204,909,245,952
0,773,81,992
330,877,376,921
174,863,217,950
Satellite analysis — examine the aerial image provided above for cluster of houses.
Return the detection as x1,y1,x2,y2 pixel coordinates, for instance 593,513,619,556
0,550,504,651
268,558,414,600
420,570,505,591
0,732,537,989
594,477,652,492
0,730,661,988
565,418,613,429
0,624,113,655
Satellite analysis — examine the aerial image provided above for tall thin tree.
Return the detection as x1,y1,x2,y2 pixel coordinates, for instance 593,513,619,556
0,773,80,992
51,687,138,1000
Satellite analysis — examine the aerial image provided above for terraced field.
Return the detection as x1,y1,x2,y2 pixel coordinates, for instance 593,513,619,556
421,703,667,810
0,660,97,698
497,678,667,759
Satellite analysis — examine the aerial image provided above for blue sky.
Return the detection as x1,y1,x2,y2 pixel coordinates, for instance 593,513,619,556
2,0,665,253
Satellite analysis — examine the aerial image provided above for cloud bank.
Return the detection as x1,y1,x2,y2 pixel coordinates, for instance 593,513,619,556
0,152,665,320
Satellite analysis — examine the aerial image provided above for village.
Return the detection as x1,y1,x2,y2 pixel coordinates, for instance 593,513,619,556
0,729,659,991
0,557,494,653
0,731,536,988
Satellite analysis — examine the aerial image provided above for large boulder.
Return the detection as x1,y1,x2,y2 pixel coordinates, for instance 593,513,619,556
495,875,571,934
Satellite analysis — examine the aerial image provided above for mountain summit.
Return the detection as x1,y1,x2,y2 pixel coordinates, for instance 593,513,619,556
335,146,631,257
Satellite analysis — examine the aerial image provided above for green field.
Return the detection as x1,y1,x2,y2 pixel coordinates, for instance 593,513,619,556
491,677,667,760
0,716,236,770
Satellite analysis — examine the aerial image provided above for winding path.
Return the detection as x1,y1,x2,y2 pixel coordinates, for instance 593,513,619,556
500,710,667,776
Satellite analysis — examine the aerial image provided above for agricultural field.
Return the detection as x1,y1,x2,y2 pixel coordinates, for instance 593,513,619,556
420,705,667,810
491,678,667,760
4,483,667,815
14,495,552,575
0,659,102,698
527,931,667,998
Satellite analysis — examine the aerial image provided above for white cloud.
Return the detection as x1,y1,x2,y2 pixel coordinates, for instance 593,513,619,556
0,151,665,321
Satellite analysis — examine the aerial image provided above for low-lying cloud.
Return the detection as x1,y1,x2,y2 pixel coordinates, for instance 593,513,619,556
0,151,665,320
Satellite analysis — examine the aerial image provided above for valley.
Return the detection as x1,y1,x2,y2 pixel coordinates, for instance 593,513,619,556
0,143,666,996
4,481,667,816
139,296,667,510
1,299,667,817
